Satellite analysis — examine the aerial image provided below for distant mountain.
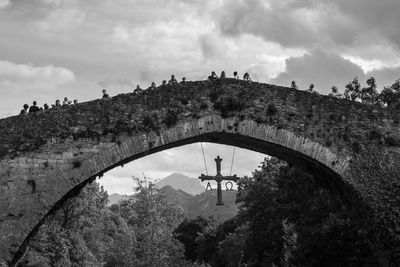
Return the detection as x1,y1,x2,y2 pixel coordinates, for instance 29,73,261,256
107,173,238,222
155,173,204,195
185,189,239,222
160,185,239,223
159,185,193,209
108,193,129,206
107,186,238,223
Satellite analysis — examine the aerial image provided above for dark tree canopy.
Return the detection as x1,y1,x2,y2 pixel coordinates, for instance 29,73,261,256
176,158,378,267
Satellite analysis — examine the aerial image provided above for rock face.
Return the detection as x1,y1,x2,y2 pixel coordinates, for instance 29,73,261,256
0,79,399,266
156,173,205,195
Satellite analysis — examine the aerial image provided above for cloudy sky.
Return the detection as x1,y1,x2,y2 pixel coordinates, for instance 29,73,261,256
2,0,400,193
99,143,266,195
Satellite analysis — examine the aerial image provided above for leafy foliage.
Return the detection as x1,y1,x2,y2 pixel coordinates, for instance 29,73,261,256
266,103,278,116
379,79,400,108
176,158,377,267
344,76,362,101
163,108,179,127
142,113,159,131
22,179,199,267
23,157,380,267
173,217,210,261
213,95,246,117
361,77,378,104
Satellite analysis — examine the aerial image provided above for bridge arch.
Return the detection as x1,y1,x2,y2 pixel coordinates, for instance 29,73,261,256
0,80,399,266
8,115,354,265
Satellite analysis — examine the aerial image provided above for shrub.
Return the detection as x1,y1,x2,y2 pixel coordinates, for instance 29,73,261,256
384,134,400,146
0,146,7,159
114,120,129,133
209,90,220,102
266,104,278,116
368,128,384,141
213,95,246,114
72,160,82,168
200,102,208,110
255,116,264,124
127,126,135,136
352,141,361,153
143,113,158,130
163,109,179,127
325,140,332,147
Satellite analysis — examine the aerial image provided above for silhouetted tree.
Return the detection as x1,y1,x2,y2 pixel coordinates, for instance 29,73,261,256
173,217,210,261
361,77,378,104
379,79,400,108
344,76,361,101
22,178,198,267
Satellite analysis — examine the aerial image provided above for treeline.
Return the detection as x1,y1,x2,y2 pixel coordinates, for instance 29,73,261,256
328,77,400,108
174,158,378,267
21,158,378,266
20,179,205,267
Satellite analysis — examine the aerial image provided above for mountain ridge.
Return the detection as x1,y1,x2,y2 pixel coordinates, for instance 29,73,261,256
155,172,205,195
107,173,238,222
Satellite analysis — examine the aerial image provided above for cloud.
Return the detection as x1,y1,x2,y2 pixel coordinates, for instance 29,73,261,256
111,16,209,62
0,0,10,9
35,8,86,38
98,79,135,90
367,66,400,88
272,48,400,94
272,48,366,93
107,15,301,85
217,0,400,62
40,0,72,6
99,143,267,194
332,0,400,48
0,60,76,117
0,60,75,93
200,33,227,60
218,0,337,47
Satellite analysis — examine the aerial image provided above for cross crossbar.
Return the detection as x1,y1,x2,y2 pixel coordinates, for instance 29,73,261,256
199,156,242,205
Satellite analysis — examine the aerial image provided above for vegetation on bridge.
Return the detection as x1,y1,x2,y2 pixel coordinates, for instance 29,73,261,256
1,79,400,161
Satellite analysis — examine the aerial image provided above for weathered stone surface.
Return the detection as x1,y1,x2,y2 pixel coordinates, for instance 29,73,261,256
0,79,399,266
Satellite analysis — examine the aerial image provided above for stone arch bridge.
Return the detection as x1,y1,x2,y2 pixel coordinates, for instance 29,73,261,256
0,79,399,266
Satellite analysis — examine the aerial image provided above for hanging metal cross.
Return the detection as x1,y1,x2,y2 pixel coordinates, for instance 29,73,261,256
199,156,241,206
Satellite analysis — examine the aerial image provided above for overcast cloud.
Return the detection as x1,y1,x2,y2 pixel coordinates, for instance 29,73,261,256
98,143,266,195
2,0,399,193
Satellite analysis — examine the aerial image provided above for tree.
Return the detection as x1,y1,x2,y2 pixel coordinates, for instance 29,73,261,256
361,77,378,104
379,79,400,108
173,217,210,261
115,177,189,267
22,181,108,266
227,158,376,266
344,76,361,101
22,178,194,267
328,86,343,99
217,224,249,267
194,217,239,266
